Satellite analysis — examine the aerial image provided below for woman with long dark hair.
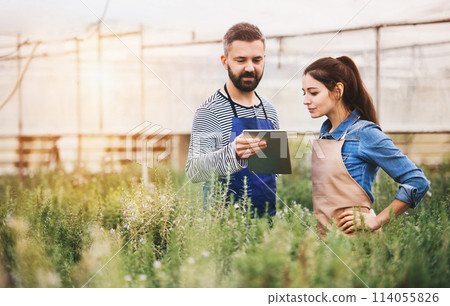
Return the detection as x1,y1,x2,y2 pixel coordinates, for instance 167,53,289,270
302,56,430,236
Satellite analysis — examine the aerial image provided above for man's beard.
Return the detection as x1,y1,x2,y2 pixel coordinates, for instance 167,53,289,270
227,65,264,92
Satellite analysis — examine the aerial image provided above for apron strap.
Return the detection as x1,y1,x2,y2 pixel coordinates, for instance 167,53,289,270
319,127,350,140
224,84,238,117
223,84,268,120
340,126,353,140
255,91,269,120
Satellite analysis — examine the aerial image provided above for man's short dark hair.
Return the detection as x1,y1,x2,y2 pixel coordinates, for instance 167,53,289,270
223,22,265,56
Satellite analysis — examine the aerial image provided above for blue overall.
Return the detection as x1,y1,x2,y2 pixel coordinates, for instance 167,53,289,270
219,85,277,217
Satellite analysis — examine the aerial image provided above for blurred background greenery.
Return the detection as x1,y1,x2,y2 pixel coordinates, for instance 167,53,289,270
1,151,448,288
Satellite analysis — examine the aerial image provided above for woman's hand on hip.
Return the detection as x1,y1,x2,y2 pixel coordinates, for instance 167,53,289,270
336,210,381,234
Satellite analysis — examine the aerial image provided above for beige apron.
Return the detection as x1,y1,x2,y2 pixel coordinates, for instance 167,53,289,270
312,137,376,236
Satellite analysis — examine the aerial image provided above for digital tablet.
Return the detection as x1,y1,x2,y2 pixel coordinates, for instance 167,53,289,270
242,129,292,174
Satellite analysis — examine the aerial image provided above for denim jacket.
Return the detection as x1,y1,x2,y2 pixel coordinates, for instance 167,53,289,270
319,109,430,208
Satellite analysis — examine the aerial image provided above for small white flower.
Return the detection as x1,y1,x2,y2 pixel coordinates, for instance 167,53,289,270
234,203,239,209
153,260,162,269
187,257,195,265
139,274,147,281
110,228,115,234
124,275,132,282
202,251,210,258
5,214,13,226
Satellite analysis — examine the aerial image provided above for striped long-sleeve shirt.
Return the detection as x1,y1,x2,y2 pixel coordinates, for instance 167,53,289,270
185,89,279,183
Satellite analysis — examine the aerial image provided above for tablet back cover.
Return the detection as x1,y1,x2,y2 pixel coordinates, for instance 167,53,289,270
244,130,292,174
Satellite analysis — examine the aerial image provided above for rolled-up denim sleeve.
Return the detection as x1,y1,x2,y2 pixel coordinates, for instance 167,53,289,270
360,124,430,208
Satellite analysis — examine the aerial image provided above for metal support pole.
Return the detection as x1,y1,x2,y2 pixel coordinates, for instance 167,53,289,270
277,37,283,69
140,25,145,122
375,26,381,123
76,38,82,178
140,25,148,186
375,26,381,184
97,24,103,132
17,34,24,185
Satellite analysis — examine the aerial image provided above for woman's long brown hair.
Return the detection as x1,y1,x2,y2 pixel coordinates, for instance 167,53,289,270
304,56,379,125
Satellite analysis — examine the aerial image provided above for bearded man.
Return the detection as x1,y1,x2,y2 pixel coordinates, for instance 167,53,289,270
186,22,280,217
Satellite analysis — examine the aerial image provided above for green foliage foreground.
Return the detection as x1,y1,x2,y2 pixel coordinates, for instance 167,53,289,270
0,162,448,288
